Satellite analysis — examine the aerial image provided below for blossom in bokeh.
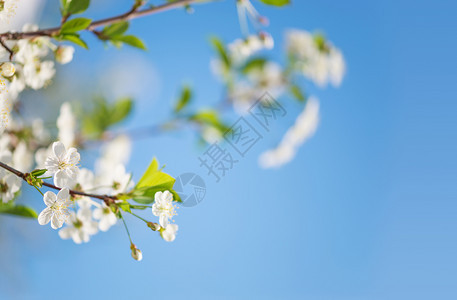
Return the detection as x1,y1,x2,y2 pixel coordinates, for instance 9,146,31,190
59,211,98,244
259,97,320,168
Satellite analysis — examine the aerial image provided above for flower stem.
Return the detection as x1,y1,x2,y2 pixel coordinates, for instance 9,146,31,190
120,212,133,244
126,211,149,223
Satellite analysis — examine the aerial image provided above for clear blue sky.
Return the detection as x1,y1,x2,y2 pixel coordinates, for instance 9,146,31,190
0,0,456,299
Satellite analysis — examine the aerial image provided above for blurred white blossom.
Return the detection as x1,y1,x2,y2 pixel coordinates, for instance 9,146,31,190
259,97,320,168
59,211,98,244
286,29,346,87
57,102,76,148
54,45,74,64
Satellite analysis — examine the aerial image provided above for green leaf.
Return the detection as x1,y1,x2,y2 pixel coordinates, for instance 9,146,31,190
259,0,290,6
0,205,38,218
60,33,88,49
133,158,179,204
209,36,231,69
174,85,192,113
114,35,147,50
241,57,267,74
289,83,306,102
61,17,92,33
81,96,133,138
31,169,47,177
110,98,133,124
66,0,90,15
118,202,132,213
136,158,175,189
102,21,129,38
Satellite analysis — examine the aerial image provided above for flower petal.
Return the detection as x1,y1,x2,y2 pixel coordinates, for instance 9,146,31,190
58,227,74,240
43,191,56,207
51,214,64,229
57,188,70,203
52,141,66,160
38,207,52,225
159,214,169,228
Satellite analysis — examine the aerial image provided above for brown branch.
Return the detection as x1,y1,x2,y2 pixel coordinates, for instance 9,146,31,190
0,0,205,41
0,161,116,205
0,38,14,61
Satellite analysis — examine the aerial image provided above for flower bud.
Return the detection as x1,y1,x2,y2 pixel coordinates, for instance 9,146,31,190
0,62,15,77
130,243,143,261
258,16,269,26
147,222,161,231
259,32,274,50
55,46,75,65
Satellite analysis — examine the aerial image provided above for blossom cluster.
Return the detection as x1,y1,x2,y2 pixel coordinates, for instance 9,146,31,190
0,98,179,257
0,23,74,115
286,29,346,87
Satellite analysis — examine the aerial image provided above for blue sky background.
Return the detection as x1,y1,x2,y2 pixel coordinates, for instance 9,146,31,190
0,0,456,299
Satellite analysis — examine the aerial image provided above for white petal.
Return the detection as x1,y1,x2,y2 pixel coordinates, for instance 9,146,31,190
92,208,102,220
38,207,52,225
154,191,163,202
159,214,169,228
72,230,83,244
163,190,173,202
43,191,56,207
51,214,64,229
57,188,70,203
52,141,66,160
58,227,74,239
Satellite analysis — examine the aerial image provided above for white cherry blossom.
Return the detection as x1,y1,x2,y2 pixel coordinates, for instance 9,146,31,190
0,0,18,23
152,190,177,228
44,141,80,188
55,45,75,64
38,188,72,229
57,102,76,148
93,204,117,232
23,60,55,90
58,211,98,244
161,224,178,242
0,62,15,77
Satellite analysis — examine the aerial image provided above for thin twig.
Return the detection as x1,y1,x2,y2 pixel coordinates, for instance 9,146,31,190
0,38,14,61
0,161,116,205
0,0,204,41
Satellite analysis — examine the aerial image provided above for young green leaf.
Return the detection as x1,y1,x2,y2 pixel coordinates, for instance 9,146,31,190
60,34,88,49
61,17,92,33
102,21,130,38
0,205,38,218
110,97,133,124
209,36,231,69
174,85,192,113
259,0,290,6
114,35,147,50
241,57,267,74
66,0,90,15
289,83,306,102
136,158,175,189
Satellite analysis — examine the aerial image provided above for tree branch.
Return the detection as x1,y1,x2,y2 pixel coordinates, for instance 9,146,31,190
0,161,116,205
0,0,205,41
